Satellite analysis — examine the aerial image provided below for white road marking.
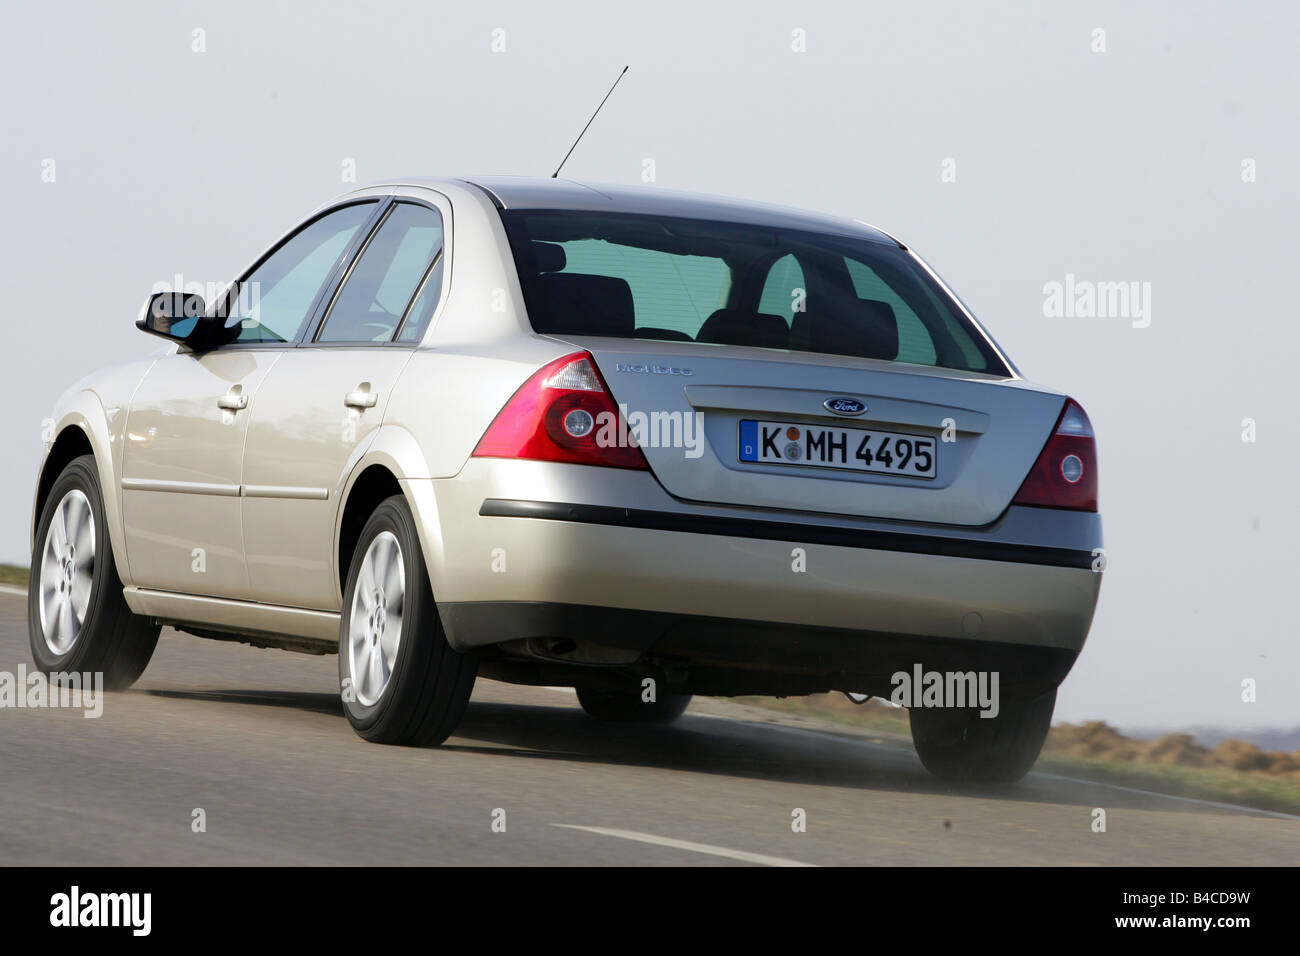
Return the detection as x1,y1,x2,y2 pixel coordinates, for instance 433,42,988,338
0,584,27,598
1031,772,1300,822
553,824,817,867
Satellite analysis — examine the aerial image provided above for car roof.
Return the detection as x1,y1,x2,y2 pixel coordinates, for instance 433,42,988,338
378,175,900,246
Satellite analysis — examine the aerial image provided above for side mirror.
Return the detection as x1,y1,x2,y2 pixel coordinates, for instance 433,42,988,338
137,291,208,343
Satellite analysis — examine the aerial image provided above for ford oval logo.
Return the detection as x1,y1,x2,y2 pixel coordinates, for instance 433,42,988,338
824,397,867,416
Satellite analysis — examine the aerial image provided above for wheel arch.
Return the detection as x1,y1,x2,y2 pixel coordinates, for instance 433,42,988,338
33,402,133,583
334,426,447,606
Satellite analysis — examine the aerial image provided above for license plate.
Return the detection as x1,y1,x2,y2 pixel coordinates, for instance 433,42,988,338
738,419,937,479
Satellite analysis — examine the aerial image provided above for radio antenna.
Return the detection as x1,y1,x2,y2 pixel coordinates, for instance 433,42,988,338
552,65,629,179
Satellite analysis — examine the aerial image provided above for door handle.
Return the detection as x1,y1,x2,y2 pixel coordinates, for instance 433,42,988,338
217,393,248,411
344,387,378,410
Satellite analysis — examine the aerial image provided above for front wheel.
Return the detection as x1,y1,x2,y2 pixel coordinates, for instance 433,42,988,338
339,495,477,746
576,685,692,724
909,687,1056,783
28,455,159,689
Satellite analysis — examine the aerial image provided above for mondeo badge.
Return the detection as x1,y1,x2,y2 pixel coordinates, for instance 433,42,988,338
824,397,867,416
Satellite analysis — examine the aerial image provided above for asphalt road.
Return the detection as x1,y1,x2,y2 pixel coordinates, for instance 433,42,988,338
0,589,1295,866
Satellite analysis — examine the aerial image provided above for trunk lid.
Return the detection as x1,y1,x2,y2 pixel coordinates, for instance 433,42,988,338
558,337,1066,527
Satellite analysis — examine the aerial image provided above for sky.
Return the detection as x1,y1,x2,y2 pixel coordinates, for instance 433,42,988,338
1,0,1296,732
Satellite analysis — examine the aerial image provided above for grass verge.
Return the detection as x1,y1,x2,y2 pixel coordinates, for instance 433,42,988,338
0,564,28,588
1034,752,1300,816
735,693,1300,816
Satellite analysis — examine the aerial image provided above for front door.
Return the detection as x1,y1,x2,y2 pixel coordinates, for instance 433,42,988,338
120,199,381,598
120,351,279,597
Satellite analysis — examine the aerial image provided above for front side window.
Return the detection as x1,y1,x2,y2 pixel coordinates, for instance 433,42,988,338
224,202,376,344
316,202,444,343
501,209,1006,374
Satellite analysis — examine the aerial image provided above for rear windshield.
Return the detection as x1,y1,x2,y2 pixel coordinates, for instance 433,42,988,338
500,209,1008,375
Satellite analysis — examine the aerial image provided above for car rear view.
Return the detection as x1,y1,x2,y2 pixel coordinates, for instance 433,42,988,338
441,179,1102,782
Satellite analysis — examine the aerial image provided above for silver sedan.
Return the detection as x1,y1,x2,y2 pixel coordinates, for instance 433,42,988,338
29,176,1101,781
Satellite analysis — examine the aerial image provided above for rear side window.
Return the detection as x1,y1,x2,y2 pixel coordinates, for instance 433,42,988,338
317,202,444,343
501,209,1006,374
396,256,444,343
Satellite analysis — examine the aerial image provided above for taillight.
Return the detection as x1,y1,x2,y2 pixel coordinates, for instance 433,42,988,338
1012,399,1098,511
472,352,648,469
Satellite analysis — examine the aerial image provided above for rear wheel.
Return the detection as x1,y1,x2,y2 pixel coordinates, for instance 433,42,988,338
28,455,159,689
576,685,692,724
339,495,477,745
909,688,1056,783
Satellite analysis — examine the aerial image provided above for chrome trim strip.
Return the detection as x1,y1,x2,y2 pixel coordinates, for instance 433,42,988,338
122,479,328,500
904,246,1022,379
242,485,330,500
120,478,240,497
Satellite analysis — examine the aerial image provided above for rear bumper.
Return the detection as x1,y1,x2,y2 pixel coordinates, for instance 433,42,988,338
439,600,1080,698
413,459,1102,682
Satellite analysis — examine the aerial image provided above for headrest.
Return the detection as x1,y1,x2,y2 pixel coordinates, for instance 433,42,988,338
532,242,567,273
534,272,635,336
801,299,899,360
697,308,789,349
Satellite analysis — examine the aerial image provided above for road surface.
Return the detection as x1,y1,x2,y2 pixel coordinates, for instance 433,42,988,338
0,590,1295,866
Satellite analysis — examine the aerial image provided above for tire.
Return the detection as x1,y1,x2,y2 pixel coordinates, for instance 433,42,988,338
908,687,1056,783
339,495,477,746
576,685,692,724
28,455,159,690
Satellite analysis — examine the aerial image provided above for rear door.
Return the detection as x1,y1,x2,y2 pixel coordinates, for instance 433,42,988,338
240,197,448,610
